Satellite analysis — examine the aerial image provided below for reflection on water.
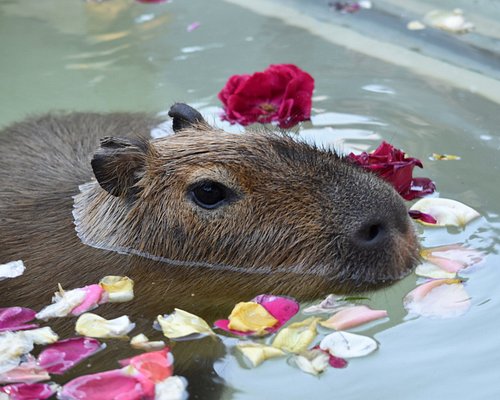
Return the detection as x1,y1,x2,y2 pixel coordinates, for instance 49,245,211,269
0,0,500,399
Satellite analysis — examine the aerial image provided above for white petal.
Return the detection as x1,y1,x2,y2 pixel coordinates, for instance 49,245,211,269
36,287,87,320
157,309,215,339
155,376,189,400
236,342,285,367
415,262,456,279
75,313,135,338
410,198,480,227
130,334,165,351
290,349,330,376
320,331,378,358
0,260,25,280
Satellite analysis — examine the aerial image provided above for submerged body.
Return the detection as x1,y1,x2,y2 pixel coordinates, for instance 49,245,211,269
0,104,418,394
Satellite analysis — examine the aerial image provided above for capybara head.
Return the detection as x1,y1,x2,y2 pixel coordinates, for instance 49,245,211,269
73,103,419,296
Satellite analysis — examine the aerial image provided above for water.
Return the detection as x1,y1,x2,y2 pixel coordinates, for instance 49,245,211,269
1,0,500,399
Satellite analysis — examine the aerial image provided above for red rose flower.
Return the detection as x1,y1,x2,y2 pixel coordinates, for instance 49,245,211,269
348,141,435,201
218,64,314,129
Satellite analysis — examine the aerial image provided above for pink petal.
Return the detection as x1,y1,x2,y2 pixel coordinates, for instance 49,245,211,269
187,22,200,32
252,294,300,330
0,383,56,400
71,285,104,316
38,337,103,375
404,279,471,318
0,307,38,332
119,348,173,384
0,356,49,384
59,369,155,400
422,244,483,273
214,295,299,336
321,306,388,330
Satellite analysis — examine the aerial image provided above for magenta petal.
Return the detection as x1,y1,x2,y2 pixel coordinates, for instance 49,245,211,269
0,383,56,400
252,294,300,331
38,337,103,375
0,307,38,333
312,345,348,369
59,369,155,400
71,285,104,316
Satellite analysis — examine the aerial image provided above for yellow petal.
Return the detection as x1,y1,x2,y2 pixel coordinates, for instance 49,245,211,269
272,317,320,353
227,302,278,335
416,262,456,279
99,276,134,303
236,342,285,367
75,313,135,339
130,334,166,351
410,198,480,227
431,153,461,161
157,309,215,339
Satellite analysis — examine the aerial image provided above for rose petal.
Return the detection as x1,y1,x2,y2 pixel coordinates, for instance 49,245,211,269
59,369,155,400
410,198,480,227
0,308,38,333
404,279,471,318
288,349,330,376
272,317,320,353
36,286,88,320
320,306,388,330
302,294,348,314
424,9,474,33
37,337,103,375
186,22,200,32
120,348,173,383
421,244,483,273
154,376,188,400
431,153,461,160
0,383,58,400
70,285,104,316
0,261,25,281
75,313,135,339
251,295,300,329
156,309,215,340
320,332,378,358
99,276,134,303
415,262,456,279
227,302,278,335
236,342,285,367
130,334,165,351
0,355,50,384
409,210,437,224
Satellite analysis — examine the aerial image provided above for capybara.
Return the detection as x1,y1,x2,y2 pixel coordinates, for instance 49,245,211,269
0,103,419,396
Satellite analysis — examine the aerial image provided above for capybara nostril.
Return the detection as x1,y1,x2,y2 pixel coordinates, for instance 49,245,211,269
354,220,387,247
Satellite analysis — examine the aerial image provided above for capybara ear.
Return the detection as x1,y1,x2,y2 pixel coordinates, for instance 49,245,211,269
91,137,150,198
168,103,207,132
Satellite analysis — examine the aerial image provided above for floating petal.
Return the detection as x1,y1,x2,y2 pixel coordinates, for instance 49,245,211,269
425,9,474,33
75,313,135,339
302,294,348,314
0,261,25,281
407,20,426,30
251,295,299,330
320,332,378,358
36,286,87,320
38,337,103,375
320,306,388,330
0,308,38,333
410,198,480,227
120,348,173,383
236,342,285,367
70,285,104,316
59,369,155,400
187,22,200,32
415,262,456,279
431,153,461,161
130,334,165,351
99,276,134,303
0,383,58,400
227,302,278,335
404,279,471,318
288,349,330,376
272,317,320,353
409,210,437,225
155,376,188,400
0,355,50,384
421,244,483,273
157,309,215,340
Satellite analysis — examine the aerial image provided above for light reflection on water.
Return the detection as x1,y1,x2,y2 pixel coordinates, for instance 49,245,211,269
0,0,499,399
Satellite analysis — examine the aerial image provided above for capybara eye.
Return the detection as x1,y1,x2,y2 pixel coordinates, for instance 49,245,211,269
190,181,231,209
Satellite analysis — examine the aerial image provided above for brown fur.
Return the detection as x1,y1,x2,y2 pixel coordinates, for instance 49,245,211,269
0,109,419,395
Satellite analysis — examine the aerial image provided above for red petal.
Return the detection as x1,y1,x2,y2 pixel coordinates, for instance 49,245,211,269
409,210,437,224
0,307,38,332
119,348,173,383
0,383,56,400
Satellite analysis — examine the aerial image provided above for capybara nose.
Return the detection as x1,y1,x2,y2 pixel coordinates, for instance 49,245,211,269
353,220,388,248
